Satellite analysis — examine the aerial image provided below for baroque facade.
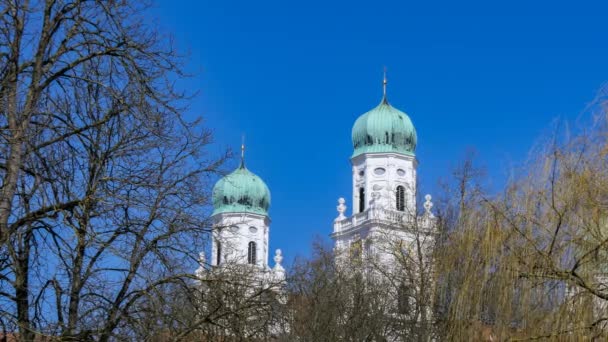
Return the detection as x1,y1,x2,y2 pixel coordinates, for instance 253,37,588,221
197,147,285,286
332,75,437,271
199,75,437,326
195,148,287,337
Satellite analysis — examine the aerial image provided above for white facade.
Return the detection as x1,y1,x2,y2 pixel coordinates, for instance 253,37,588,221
207,211,285,284
333,152,436,266
331,92,438,334
197,151,285,288
332,83,437,278
195,207,287,338
351,152,417,215
211,212,270,268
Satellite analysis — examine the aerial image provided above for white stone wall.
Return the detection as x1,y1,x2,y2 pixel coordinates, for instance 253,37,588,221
212,213,270,268
351,152,417,215
333,217,435,271
335,151,421,264
334,149,437,282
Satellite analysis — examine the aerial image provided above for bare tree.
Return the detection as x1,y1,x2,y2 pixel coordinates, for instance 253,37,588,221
0,0,229,339
123,257,288,341
373,198,438,342
287,240,397,341
287,183,439,342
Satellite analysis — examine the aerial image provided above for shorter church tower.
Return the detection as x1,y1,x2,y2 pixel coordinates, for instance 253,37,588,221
203,144,285,280
195,146,286,338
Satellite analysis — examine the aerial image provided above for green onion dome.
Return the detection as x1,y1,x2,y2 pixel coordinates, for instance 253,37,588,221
212,161,271,217
352,94,417,158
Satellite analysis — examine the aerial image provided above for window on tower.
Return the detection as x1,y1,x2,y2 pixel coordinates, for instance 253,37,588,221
247,241,257,265
216,241,222,266
374,167,386,175
359,187,365,212
397,283,412,314
396,185,405,212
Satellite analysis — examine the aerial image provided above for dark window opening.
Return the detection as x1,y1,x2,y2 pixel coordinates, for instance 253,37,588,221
396,186,405,212
216,241,222,266
359,187,366,213
248,241,257,265
398,283,411,314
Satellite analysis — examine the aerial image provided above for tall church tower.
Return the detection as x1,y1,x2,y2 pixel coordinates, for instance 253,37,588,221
332,73,436,266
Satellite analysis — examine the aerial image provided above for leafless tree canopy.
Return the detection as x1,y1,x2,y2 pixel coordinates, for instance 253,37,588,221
0,0,227,340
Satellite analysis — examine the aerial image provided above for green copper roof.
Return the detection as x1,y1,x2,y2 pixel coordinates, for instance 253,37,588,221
351,95,417,158
212,161,271,217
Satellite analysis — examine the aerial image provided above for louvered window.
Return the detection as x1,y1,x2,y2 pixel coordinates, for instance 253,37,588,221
248,241,257,265
359,188,366,212
396,186,405,211
216,241,222,265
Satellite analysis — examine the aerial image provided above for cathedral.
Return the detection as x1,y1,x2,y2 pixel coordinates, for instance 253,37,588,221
196,74,606,341
203,73,435,292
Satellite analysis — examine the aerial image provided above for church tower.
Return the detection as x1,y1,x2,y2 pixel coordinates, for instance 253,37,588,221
195,145,286,338
208,144,284,277
350,73,418,216
332,73,436,266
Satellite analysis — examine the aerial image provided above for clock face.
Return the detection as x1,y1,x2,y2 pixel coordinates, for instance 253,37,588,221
249,226,258,234
397,169,406,177
374,167,386,176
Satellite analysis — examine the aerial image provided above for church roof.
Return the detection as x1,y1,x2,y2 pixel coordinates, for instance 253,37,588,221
212,160,271,217
351,78,417,158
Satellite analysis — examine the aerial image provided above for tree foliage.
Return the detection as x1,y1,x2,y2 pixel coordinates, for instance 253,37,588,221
434,87,608,340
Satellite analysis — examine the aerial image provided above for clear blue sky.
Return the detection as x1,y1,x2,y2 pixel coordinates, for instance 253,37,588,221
149,0,608,263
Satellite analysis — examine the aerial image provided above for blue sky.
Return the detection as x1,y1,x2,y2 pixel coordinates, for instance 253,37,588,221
149,0,608,264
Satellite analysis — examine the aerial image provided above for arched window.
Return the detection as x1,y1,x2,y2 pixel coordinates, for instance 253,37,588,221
396,185,405,212
216,241,222,266
247,241,257,265
398,283,411,314
359,187,366,213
